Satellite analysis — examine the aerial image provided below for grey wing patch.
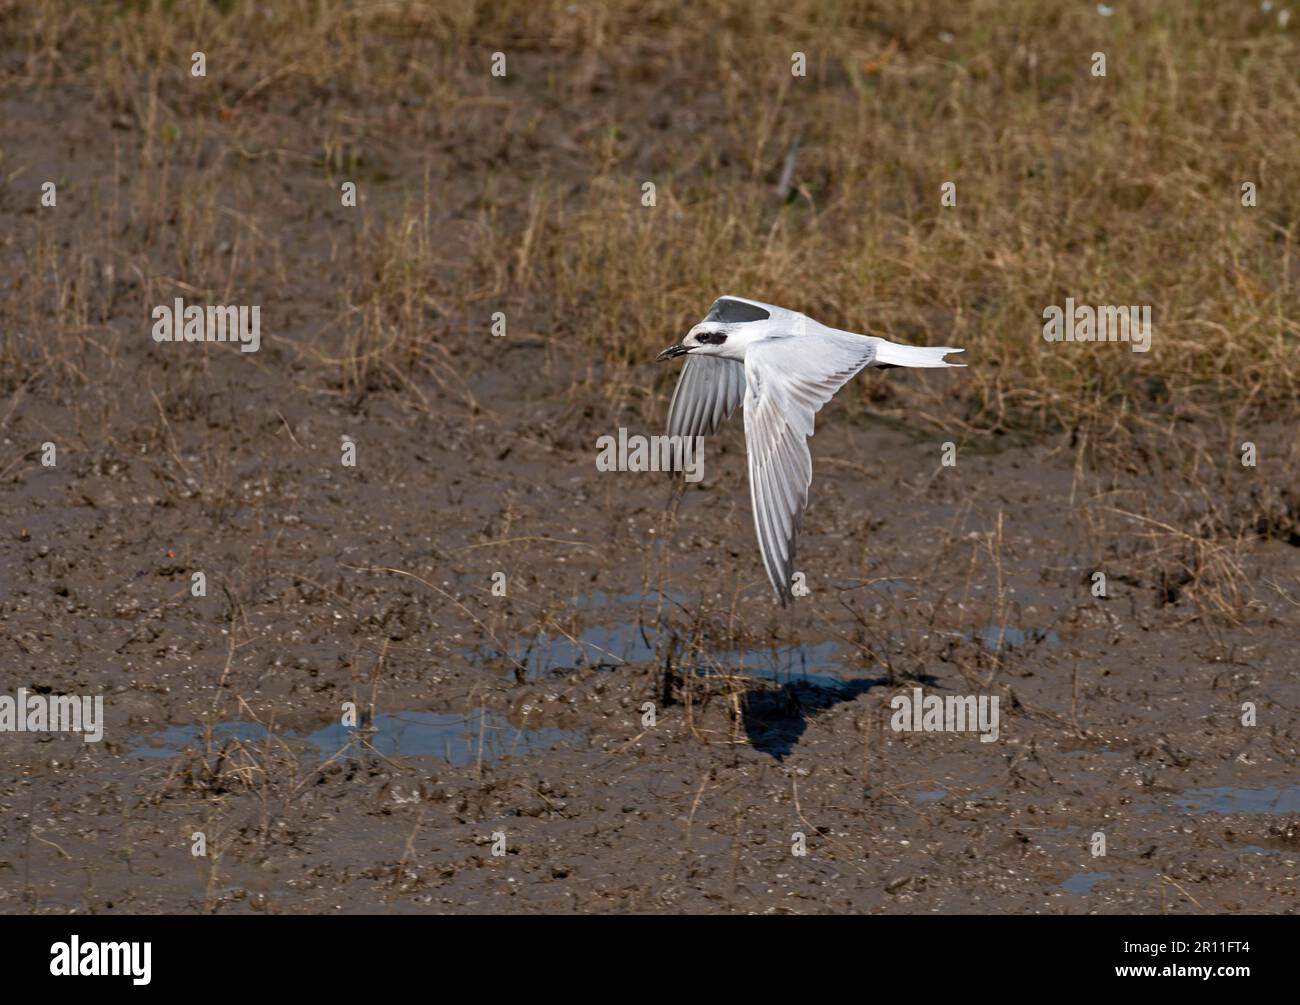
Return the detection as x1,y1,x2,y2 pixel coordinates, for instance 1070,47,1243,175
704,297,771,324
667,354,746,439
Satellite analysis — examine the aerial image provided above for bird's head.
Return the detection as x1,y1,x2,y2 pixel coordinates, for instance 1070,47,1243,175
656,322,731,361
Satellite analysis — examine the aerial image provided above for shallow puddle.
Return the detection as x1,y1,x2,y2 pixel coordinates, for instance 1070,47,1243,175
470,589,888,687
1174,786,1300,815
1060,871,1112,894
497,629,872,689
129,709,582,767
474,620,868,689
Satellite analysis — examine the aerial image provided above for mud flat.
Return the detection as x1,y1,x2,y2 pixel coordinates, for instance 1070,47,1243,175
1,1,1296,914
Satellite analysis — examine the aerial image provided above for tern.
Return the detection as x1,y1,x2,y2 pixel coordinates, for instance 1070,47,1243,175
657,295,964,605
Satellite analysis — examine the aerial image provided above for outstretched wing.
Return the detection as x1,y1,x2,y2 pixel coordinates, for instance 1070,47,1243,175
667,354,746,439
742,332,878,604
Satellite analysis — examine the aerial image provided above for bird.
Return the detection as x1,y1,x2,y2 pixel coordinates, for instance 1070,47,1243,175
657,295,964,605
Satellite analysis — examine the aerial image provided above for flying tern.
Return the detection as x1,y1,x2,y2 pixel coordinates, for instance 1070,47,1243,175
657,295,964,605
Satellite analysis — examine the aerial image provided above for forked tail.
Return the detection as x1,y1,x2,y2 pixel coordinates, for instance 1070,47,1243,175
872,338,965,368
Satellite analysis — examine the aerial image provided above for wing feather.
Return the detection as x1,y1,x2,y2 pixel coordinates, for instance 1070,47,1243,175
742,332,877,604
666,355,745,440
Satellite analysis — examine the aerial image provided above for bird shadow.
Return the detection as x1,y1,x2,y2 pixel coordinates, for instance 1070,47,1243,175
741,673,940,760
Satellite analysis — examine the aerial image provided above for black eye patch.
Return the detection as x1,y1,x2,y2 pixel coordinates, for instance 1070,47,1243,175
696,331,728,345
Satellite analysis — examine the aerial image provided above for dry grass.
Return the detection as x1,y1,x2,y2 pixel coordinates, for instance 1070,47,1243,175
1,0,1295,455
